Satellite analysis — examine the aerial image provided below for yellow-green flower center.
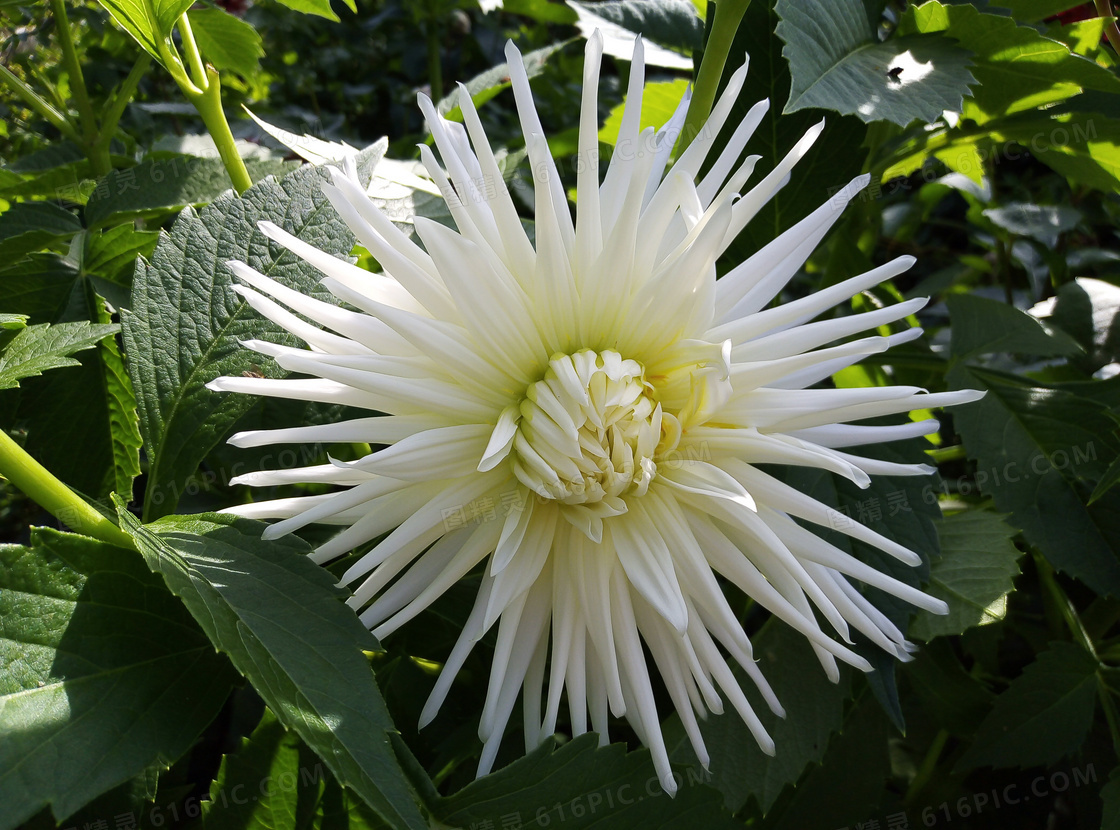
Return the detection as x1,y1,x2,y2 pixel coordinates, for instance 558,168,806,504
512,350,679,505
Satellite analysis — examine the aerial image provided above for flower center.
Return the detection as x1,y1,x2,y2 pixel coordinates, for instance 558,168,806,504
512,350,678,505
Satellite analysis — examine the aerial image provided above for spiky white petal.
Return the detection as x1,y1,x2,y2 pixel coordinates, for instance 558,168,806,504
213,34,979,795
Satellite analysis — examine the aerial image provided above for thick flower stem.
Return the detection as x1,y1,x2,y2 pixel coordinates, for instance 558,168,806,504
160,12,252,194
0,430,137,551
182,64,253,194
681,0,752,152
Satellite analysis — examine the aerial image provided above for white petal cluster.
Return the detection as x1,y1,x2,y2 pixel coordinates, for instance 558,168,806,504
210,34,981,793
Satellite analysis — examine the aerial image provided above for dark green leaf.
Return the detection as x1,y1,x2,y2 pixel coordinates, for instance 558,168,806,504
573,0,704,53
0,253,81,324
0,528,235,829
0,320,117,390
667,620,852,814
764,695,891,830
199,707,386,829
910,511,1022,640
85,156,299,229
114,506,427,830
777,0,975,126
948,293,1082,359
82,224,160,298
994,111,1120,193
955,642,1100,771
0,202,81,260
1044,277,1120,371
190,7,264,78
720,0,868,261
94,298,143,501
948,365,1120,596
983,202,1082,249
122,147,381,518
435,733,737,830
904,639,995,738
438,42,568,119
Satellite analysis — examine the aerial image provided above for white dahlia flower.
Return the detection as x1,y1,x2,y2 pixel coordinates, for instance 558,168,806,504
209,35,981,793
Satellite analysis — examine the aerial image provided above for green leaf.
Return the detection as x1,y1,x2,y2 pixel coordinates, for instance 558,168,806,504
948,364,1120,597
0,254,81,324
903,639,995,738
763,695,891,830
994,110,1120,193
0,528,235,829
777,0,975,126
199,707,385,829
94,298,143,501
85,156,300,229
502,0,579,23
83,224,160,297
992,0,1085,22
190,7,264,78
599,79,690,146
0,320,117,390
1044,277,1120,370
437,41,568,120
902,1,1120,122
1089,455,1120,506
0,202,81,260
720,0,868,261
0,314,27,330
983,202,1082,249
121,148,382,519
955,642,1100,771
667,620,852,814
573,0,704,54
947,293,1083,359
269,0,356,23
434,733,737,830
114,507,427,830
910,511,1022,640
94,0,195,59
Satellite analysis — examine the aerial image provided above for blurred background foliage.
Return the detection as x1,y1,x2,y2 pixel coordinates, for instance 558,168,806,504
3,0,1120,829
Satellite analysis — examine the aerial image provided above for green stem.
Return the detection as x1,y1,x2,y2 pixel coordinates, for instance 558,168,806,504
1099,677,1120,759
1038,555,1098,658
0,62,81,143
681,0,752,152
426,17,443,105
0,430,136,551
1094,0,1120,55
49,0,104,174
176,13,208,90
182,64,252,193
93,52,152,165
905,728,949,806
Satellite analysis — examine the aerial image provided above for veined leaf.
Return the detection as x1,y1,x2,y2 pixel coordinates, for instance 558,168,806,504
910,511,1022,641
948,293,1083,359
122,146,383,519
0,529,235,829
94,0,195,60
189,7,264,79
901,1,1120,123
0,202,81,260
777,0,976,126
115,507,427,830
269,0,356,23
955,642,1100,771
0,320,117,391
948,364,1120,597
436,733,738,829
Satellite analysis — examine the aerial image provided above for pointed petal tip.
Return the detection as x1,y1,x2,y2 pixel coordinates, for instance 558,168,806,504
261,524,286,541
